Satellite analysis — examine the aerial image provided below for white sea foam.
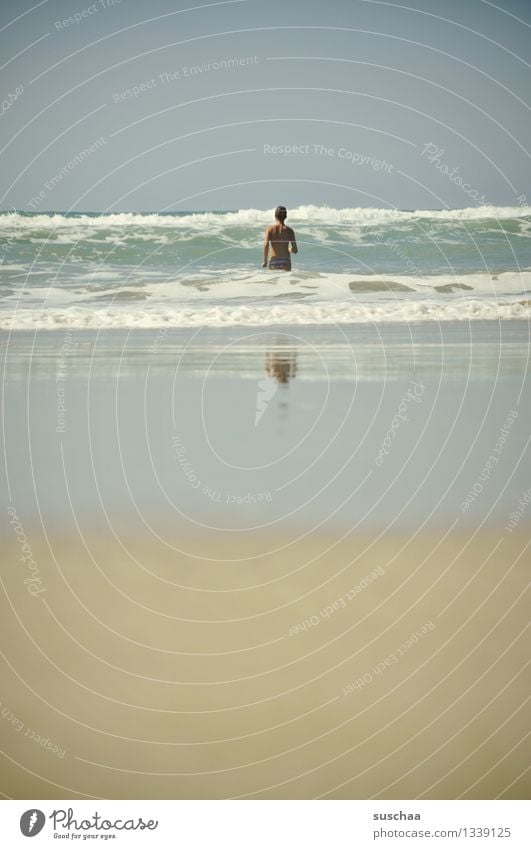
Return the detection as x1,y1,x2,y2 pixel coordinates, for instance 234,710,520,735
3,269,529,306
2,297,530,330
1,205,530,232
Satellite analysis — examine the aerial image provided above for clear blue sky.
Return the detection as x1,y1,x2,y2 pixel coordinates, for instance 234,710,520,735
1,0,530,211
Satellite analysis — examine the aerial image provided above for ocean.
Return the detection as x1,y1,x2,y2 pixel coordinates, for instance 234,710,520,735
1,204,530,330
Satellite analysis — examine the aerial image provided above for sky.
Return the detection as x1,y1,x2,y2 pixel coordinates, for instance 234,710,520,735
1,0,530,211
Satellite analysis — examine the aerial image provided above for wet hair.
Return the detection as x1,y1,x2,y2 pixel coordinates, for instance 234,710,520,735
275,205,287,222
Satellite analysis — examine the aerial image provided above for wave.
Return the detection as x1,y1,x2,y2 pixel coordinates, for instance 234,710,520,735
3,270,529,307
3,298,530,330
1,204,530,231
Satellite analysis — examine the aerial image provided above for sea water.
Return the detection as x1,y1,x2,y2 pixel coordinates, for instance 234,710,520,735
1,204,530,329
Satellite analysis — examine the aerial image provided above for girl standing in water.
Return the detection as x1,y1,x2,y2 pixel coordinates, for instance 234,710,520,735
262,206,298,271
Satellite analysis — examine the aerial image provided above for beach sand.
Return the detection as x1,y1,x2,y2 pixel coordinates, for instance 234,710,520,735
1,525,529,800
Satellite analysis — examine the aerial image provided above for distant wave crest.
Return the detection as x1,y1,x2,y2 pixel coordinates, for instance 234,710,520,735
1,204,530,231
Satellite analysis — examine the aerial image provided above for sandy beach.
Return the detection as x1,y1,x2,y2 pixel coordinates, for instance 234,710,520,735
1,525,529,800
1,323,529,799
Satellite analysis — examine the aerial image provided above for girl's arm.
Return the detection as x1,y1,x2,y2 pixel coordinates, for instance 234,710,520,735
262,227,271,266
290,229,298,254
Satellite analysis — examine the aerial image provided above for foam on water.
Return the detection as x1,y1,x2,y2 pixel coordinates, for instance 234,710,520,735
3,293,531,331
2,267,530,329
4,302,530,330
2,204,531,231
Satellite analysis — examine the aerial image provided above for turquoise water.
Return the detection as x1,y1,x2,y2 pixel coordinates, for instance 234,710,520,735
1,205,530,328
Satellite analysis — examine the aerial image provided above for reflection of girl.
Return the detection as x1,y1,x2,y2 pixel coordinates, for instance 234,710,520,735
262,206,298,271
265,350,297,384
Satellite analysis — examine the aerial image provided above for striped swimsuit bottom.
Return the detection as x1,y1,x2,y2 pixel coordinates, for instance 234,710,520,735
269,257,291,270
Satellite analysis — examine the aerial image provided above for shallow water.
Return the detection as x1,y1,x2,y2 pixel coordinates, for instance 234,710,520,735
1,322,529,533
